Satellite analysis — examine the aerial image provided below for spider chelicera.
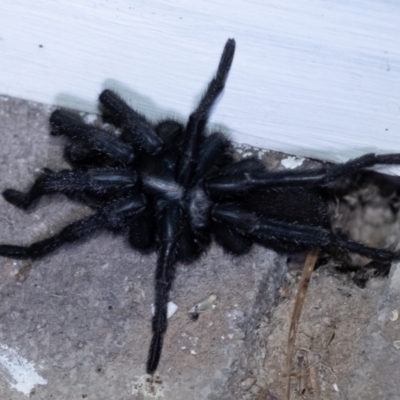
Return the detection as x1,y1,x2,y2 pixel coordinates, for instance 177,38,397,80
1,38,400,374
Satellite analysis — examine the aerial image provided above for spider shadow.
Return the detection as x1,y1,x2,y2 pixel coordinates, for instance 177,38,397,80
52,79,185,128
102,79,235,138
102,79,184,124
53,78,233,140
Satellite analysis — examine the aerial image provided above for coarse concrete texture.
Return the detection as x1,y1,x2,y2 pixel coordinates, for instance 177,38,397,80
344,262,400,399
0,96,287,399
2,95,400,400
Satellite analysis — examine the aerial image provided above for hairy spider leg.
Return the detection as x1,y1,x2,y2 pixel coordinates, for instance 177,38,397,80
178,39,236,187
0,195,146,260
195,39,236,121
207,153,400,196
3,169,138,210
212,204,399,262
147,203,181,374
191,131,232,185
122,61,238,367
206,166,326,195
211,218,253,255
99,90,164,155
50,110,135,165
324,153,400,182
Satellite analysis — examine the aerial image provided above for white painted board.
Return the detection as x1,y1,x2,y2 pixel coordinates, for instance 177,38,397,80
0,0,399,162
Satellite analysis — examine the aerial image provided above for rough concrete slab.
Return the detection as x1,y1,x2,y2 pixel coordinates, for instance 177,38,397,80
2,95,400,400
249,169,400,399
344,262,400,399
0,96,287,399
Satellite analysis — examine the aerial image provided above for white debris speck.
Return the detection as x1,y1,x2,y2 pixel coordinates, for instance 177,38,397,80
0,343,47,395
392,340,400,350
227,312,236,320
189,336,199,346
228,334,234,339
221,336,225,340
281,156,305,169
241,376,256,389
188,294,217,314
151,302,178,318
226,309,244,329
333,383,339,392
83,113,98,124
190,350,197,355
390,310,398,321
181,346,186,350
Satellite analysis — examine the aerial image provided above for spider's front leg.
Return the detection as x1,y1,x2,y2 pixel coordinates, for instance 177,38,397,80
147,202,181,374
178,39,236,187
3,169,138,210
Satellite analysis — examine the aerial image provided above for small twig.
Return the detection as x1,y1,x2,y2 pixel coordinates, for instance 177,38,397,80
320,362,338,381
284,247,319,400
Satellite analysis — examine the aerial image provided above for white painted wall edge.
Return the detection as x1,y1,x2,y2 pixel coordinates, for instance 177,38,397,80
0,0,399,163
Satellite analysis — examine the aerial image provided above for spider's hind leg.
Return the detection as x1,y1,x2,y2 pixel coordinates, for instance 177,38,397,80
332,234,398,263
324,153,400,184
0,195,145,260
3,189,33,210
212,203,399,263
207,153,400,198
3,169,67,210
0,213,108,260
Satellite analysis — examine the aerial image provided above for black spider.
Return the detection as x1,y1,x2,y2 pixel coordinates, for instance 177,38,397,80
1,38,400,375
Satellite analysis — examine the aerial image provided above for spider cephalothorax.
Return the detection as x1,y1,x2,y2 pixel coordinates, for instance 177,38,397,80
1,39,400,374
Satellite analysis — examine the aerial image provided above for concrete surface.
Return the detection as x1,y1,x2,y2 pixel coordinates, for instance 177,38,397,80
345,262,400,399
0,96,287,399
2,95,400,399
